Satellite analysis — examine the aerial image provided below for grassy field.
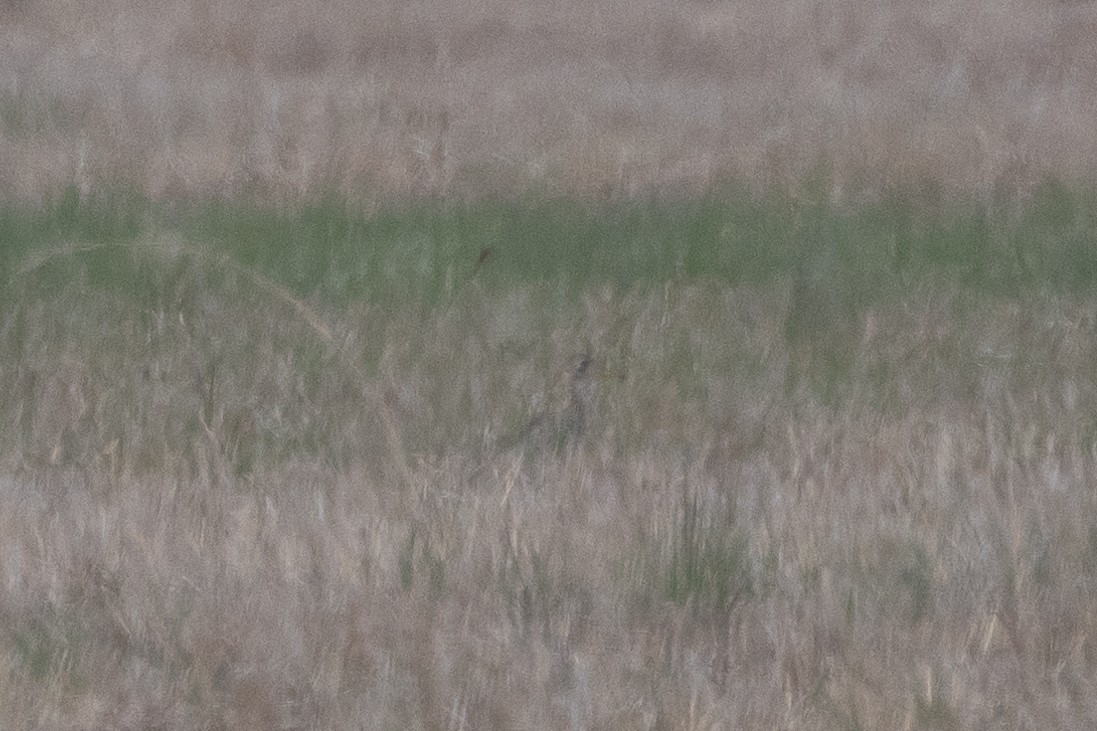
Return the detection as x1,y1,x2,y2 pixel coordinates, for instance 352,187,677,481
2,188,1097,728
6,0,1097,727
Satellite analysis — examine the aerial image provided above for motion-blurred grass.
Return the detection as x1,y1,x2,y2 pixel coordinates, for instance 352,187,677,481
6,175,1097,307
3,182,1097,727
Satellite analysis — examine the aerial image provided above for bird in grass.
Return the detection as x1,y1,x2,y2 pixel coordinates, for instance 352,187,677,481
559,354,595,441
500,354,597,454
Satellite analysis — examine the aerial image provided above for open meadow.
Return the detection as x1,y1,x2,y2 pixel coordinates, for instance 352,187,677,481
5,0,1097,729
3,192,1097,729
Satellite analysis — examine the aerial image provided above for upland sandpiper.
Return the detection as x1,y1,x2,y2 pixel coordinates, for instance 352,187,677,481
501,353,596,453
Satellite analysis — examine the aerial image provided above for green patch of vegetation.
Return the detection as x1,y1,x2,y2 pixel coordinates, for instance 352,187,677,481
5,175,1097,315
664,488,752,614
8,606,85,683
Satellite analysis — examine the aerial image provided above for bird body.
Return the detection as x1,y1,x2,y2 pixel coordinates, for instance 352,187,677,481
500,354,596,454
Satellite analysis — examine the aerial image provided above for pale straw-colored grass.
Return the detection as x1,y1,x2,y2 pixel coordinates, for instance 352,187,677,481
2,253,1097,727
1,0,1094,204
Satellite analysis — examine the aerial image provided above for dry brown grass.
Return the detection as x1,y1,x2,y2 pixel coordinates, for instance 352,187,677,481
2,0,1096,204
3,254,1097,728
4,1,1097,727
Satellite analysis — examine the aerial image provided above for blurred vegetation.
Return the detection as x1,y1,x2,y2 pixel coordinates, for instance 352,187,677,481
4,175,1097,311
2,178,1097,727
